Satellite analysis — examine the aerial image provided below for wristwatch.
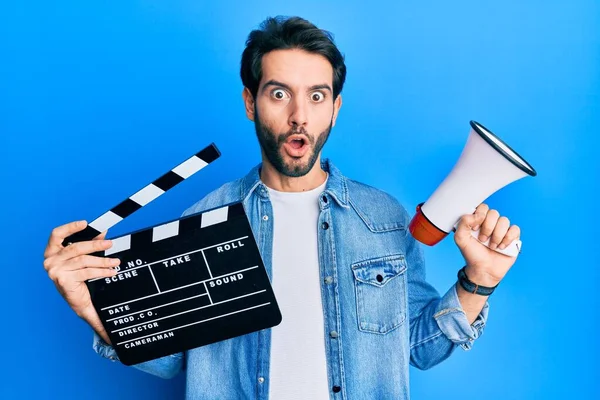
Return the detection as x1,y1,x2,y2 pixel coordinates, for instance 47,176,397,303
457,266,498,296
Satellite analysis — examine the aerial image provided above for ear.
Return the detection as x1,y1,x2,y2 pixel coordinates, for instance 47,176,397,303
331,94,342,127
242,87,255,121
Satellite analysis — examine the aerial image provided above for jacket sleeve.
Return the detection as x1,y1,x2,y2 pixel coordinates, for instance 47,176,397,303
403,213,489,370
92,332,184,379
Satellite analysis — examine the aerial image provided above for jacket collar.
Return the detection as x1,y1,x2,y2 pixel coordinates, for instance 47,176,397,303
240,158,350,208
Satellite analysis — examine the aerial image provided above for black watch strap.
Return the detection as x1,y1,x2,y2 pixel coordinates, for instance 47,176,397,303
457,266,498,296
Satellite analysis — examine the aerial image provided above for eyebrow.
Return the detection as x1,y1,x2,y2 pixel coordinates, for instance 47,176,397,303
262,79,332,94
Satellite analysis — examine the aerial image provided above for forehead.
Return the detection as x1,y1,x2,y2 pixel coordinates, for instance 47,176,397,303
260,49,333,89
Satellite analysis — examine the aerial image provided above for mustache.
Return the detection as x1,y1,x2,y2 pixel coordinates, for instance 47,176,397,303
278,126,314,145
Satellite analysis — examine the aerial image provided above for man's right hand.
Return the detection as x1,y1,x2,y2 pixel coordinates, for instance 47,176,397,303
43,220,120,345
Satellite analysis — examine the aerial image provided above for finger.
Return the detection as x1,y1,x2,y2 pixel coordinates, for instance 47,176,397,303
94,230,108,241
472,203,489,230
454,213,479,244
489,216,510,250
54,239,113,262
76,267,118,283
48,220,88,247
45,220,88,258
478,209,499,242
498,225,521,250
455,203,488,232
64,254,121,271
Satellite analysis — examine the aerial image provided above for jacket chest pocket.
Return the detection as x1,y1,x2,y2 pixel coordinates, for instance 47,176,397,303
351,254,407,334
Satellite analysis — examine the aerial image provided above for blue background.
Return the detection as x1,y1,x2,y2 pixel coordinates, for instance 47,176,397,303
1,1,598,399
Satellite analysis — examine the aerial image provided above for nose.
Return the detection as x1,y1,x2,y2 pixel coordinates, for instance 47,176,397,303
288,96,308,129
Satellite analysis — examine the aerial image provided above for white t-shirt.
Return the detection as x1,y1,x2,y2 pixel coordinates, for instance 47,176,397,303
267,176,329,400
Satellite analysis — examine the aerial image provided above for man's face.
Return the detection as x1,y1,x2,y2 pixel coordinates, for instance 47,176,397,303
244,49,341,177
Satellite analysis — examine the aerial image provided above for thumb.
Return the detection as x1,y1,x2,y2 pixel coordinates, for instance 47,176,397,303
454,213,481,247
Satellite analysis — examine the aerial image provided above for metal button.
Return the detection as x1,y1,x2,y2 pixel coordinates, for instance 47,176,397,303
258,377,265,384
262,215,269,221
322,222,329,230
322,195,328,203
330,331,339,339
376,274,383,283
332,385,341,393
324,276,333,284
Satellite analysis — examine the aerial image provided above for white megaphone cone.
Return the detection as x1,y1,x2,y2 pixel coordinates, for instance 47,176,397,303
408,121,537,257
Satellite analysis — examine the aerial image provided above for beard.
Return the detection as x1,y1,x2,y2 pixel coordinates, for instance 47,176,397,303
253,109,332,178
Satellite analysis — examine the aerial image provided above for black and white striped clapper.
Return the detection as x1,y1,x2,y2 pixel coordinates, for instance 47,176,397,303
62,144,222,246
69,143,282,365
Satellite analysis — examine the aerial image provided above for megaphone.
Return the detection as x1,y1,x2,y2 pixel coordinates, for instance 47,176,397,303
408,121,537,257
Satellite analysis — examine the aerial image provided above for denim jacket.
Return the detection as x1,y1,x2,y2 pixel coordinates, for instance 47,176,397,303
93,159,488,399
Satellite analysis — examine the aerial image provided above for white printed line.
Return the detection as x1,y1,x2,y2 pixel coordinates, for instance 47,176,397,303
203,282,213,304
89,236,249,282
116,302,271,346
201,250,212,279
106,293,209,322
100,265,259,310
111,290,266,334
200,236,248,251
148,266,161,293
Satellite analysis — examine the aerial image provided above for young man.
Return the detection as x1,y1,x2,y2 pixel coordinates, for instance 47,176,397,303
43,16,521,399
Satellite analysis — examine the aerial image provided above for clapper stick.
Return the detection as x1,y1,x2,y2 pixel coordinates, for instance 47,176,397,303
62,143,221,247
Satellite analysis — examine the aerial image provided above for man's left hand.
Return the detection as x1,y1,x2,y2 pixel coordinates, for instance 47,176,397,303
454,203,520,287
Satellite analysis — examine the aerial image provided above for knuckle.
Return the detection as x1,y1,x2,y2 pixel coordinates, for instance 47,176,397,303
481,223,493,233
65,243,79,257
47,268,57,281
73,255,85,265
43,258,52,271
94,240,105,251
79,270,90,281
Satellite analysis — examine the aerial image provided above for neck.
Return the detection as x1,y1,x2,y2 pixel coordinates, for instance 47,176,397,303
260,157,327,192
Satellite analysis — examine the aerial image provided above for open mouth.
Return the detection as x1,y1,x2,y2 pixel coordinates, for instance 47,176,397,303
289,137,305,149
283,135,309,157
286,134,308,149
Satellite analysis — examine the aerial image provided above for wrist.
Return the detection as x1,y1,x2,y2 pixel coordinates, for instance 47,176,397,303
457,266,499,296
464,265,501,287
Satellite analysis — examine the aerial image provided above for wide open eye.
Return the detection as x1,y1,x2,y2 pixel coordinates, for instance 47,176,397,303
310,91,326,103
271,89,289,100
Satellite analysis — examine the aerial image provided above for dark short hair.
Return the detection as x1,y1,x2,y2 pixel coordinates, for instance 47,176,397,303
240,16,346,100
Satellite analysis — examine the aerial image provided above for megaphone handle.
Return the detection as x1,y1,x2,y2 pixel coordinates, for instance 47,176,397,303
469,229,521,257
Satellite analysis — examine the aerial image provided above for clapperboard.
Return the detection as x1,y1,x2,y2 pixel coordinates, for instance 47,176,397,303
64,144,281,366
